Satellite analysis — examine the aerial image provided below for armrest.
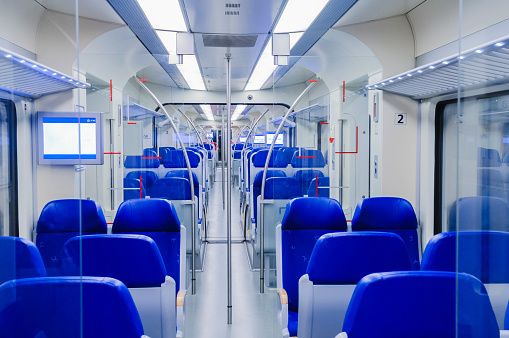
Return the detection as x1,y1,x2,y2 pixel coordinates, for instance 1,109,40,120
500,330,509,337
335,333,348,338
176,290,187,338
277,288,288,304
276,288,289,337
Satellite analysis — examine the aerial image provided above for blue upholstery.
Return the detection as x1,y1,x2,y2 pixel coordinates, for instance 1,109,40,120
159,147,176,163
0,237,46,285
288,310,298,338
307,177,330,197
351,197,420,269
151,177,192,200
479,147,502,167
281,197,347,321
252,170,286,224
284,147,299,163
293,170,325,195
448,196,509,231
0,277,144,338
478,168,506,200
126,171,158,195
203,143,213,150
163,149,200,168
123,178,146,200
248,148,266,184
208,151,213,159
113,199,181,288
233,150,242,159
124,150,160,168
274,148,289,167
252,149,285,168
61,234,167,288
165,170,200,198
291,150,325,168
421,231,509,283
307,232,412,285
342,271,499,338
264,177,302,199
232,143,244,150
36,199,107,275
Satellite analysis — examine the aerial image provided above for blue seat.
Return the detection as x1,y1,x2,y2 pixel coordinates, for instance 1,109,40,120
297,232,413,338
163,149,200,168
233,150,242,159
421,230,509,327
351,197,420,269
276,197,347,337
0,277,145,338
165,170,200,199
61,234,184,338
284,147,299,163
123,177,146,200
290,150,325,168
159,147,176,163
306,177,330,197
252,149,285,168
126,170,159,195
294,170,325,196
124,150,161,168
264,177,302,200
274,148,289,167
232,143,244,151
151,178,193,200
0,237,46,285
203,143,213,151
339,271,499,338
252,170,286,226
448,196,509,231
479,147,502,167
36,199,107,275
478,168,506,200
112,199,184,291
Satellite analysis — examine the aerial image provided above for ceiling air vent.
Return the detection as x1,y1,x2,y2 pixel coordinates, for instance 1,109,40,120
225,11,240,15
225,3,241,8
202,34,258,48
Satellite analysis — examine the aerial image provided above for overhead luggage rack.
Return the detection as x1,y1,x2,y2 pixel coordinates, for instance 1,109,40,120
367,36,509,100
0,47,90,98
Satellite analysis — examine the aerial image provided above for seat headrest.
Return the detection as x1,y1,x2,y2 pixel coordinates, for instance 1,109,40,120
291,150,325,168
163,149,199,168
307,232,412,284
253,149,282,167
264,178,302,199
113,198,180,232
342,271,498,338
293,169,324,181
478,147,501,167
281,197,347,230
232,143,244,150
0,237,47,283
448,196,509,231
37,199,107,234
284,147,299,163
126,170,159,182
203,143,213,150
0,276,144,337
274,148,289,167
421,230,509,283
307,177,330,197
253,170,286,187
61,234,167,287
123,178,146,198
165,169,199,184
351,197,417,230
150,177,193,200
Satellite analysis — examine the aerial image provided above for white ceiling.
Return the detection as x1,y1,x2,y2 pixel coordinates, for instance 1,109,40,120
35,0,125,24
333,0,425,28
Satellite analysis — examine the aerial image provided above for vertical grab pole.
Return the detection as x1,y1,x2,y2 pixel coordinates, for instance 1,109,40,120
226,54,233,324
222,108,226,209
259,80,318,293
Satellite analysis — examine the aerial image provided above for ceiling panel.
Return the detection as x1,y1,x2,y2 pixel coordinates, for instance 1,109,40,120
37,0,125,24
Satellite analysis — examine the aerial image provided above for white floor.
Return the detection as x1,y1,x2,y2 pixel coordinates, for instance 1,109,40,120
184,168,282,337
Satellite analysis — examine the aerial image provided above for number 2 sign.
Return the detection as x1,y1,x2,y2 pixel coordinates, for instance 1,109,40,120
394,113,407,125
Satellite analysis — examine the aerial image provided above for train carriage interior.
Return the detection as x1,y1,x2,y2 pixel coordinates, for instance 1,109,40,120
2,0,509,337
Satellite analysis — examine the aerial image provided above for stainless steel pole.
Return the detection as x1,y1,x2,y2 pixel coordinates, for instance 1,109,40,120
222,107,225,209
226,54,233,324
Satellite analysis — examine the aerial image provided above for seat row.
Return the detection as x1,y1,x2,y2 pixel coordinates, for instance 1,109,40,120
0,198,187,337
275,196,509,337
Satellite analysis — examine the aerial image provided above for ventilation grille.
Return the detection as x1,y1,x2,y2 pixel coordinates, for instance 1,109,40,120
225,11,239,15
225,3,240,8
202,35,258,48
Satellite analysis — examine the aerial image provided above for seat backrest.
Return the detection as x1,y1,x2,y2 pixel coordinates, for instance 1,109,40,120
163,149,200,168
293,170,325,195
284,147,299,163
112,199,181,287
123,178,146,200
307,232,412,285
264,177,302,199
203,143,213,151
307,177,330,197
125,171,159,195
448,196,509,231
281,197,347,312
124,150,160,169
291,150,325,168
151,177,192,200
0,237,46,285
252,170,286,222
233,150,242,159
479,147,502,167
253,149,284,168
61,234,167,288
351,197,420,269
165,170,200,198
233,143,244,151
36,199,107,274
342,271,498,338
0,276,145,337
478,168,506,200
274,148,289,167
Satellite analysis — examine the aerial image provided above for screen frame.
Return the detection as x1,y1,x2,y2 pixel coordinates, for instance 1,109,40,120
266,132,284,146
254,135,265,144
37,111,104,165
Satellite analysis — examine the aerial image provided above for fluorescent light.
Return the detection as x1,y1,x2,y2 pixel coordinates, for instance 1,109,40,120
274,0,329,33
495,42,505,47
177,55,206,90
475,49,483,53
137,0,186,31
156,31,177,54
245,38,277,91
200,105,214,121
232,105,247,121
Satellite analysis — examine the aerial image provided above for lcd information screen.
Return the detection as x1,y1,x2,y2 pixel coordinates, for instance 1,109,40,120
239,136,247,143
266,132,283,145
254,135,265,144
206,132,213,138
